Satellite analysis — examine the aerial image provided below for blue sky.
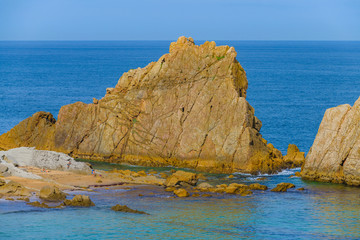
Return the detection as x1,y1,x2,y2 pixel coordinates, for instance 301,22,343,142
1,0,359,40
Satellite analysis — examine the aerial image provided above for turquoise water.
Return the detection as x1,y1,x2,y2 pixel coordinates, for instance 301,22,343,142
1,41,360,239
1,167,360,239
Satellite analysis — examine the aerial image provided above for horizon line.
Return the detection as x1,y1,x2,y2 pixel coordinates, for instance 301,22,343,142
1,39,360,42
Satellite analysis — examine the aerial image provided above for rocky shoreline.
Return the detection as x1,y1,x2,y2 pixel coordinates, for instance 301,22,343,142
0,147,305,211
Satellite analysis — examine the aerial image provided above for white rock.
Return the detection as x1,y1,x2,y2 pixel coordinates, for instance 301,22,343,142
0,147,91,173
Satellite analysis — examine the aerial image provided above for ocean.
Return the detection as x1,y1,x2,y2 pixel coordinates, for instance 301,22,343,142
0,41,360,239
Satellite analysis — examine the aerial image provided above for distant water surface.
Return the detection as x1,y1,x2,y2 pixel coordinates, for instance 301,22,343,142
0,41,360,239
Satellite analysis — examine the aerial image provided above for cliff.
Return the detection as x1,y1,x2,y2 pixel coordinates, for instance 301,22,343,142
0,37,294,174
302,97,360,185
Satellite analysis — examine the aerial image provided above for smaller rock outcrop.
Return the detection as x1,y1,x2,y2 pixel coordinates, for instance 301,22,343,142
0,181,31,196
173,188,190,197
271,183,295,192
39,185,66,201
111,204,149,214
63,195,95,207
283,144,305,168
165,171,198,187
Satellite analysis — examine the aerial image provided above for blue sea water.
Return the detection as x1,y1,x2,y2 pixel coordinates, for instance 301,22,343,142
0,41,360,239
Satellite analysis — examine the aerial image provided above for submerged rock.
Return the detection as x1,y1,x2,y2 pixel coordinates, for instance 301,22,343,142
0,37,289,174
63,195,95,207
173,188,190,197
111,204,149,215
302,97,360,186
271,183,295,192
27,201,64,209
39,185,66,201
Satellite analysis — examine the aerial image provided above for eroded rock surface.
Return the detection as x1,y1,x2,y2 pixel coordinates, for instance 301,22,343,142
0,36,288,174
301,97,360,186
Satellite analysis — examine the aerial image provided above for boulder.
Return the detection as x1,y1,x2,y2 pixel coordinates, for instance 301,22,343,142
302,97,360,186
39,185,66,201
249,183,268,190
271,183,295,192
173,188,190,197
165,170,198,187
111,204,149,214
0,181,30,196
63,195,95,207
0,37,289,174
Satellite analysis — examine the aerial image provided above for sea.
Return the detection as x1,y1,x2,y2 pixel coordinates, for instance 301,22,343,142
0,41,360,239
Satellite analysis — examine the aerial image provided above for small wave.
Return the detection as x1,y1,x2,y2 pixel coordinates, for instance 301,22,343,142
234,167,300,177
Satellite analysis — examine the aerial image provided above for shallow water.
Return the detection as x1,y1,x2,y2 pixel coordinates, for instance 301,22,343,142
1,41,360,239
1,167,360,239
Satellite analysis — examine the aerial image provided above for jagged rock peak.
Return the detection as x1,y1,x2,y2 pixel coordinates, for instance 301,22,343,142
110,36,247,98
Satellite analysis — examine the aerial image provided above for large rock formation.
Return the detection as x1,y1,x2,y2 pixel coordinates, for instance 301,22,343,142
0,37,289,174
302,97,360,186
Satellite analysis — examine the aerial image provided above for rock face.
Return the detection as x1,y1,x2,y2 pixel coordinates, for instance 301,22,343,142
0,147,91,174
302,97,360,186
39,185,66,201
0,36,287,174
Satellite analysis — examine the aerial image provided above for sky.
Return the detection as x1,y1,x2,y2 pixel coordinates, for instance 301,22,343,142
0,0,360,41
